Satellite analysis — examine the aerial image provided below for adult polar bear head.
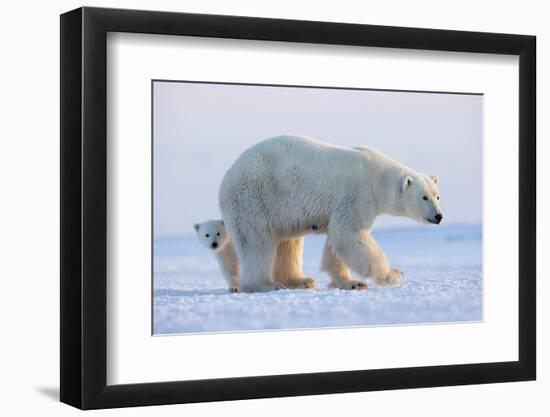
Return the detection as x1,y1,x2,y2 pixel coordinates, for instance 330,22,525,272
400,173,442,224
353,145,443,225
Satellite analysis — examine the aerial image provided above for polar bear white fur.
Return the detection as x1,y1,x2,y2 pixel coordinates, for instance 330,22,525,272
194,219,317,292
194,220,240,293
219,135,442,293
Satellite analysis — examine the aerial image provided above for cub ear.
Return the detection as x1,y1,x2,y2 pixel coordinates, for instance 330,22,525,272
193,223,200,232
401,176,413,192
431,175,440,185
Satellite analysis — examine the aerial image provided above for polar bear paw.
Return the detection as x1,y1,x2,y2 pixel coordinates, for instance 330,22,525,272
347,280,368,290
284,277,317,289
375,268,403,287
240,280,286,293
343,280,368,290
329,279,368,290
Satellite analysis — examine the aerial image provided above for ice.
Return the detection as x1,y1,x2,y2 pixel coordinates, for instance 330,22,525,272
153,223,482,334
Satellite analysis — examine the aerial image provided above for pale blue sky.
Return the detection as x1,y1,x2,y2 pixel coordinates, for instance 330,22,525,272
153,81,482,236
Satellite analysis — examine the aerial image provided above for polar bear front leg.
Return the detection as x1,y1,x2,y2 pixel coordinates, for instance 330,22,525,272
272,238,316,289
216,260,240,293
328,226,402,287
321,240,367,290
373,267,403,287
215,242,240,293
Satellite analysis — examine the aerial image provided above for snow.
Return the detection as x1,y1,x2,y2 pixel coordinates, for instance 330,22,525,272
153,223,482,334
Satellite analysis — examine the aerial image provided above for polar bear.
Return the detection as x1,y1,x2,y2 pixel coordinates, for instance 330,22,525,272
219,135,443,293
194,220,240,293
194,219,317,292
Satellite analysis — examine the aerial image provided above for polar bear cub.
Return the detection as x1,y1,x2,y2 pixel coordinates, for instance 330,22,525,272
193,220,239,293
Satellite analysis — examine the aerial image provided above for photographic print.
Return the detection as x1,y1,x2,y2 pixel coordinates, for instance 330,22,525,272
152,80,482,335
60,9,536,407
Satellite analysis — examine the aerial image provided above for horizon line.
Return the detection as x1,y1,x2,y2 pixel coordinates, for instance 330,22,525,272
154,221,482,240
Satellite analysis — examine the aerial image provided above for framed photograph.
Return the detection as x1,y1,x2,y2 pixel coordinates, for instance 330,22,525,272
60,6,536,410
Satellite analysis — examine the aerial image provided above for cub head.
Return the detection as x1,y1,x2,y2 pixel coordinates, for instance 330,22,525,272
400,174,443,225
193,220,230,251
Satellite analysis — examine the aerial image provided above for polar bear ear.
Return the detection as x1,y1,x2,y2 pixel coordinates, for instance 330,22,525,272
431,175,440,185
220,220,224,226
193,223,200,232
401,176,413,192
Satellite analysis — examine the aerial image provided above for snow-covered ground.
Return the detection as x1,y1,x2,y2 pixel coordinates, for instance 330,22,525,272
153,223,482,335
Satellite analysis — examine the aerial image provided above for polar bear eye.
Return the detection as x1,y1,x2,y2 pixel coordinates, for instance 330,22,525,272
217,233,220,236
422,196,428,201
436,196,440,200
205,234,210,238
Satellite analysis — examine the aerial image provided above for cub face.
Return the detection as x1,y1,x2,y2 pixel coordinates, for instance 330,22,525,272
193,220,230,251
400,174,443,225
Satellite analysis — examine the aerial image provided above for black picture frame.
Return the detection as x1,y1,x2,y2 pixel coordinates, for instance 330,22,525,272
60,6,536,410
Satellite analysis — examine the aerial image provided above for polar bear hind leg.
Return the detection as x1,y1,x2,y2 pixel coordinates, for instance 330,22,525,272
232,230,284,293
272,238,317,289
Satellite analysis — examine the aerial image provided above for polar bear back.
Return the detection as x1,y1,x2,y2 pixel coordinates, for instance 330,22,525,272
219,135,412,238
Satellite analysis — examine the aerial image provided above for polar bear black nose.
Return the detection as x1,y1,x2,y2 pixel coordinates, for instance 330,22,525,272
435,213,443,224
211,242,218,248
